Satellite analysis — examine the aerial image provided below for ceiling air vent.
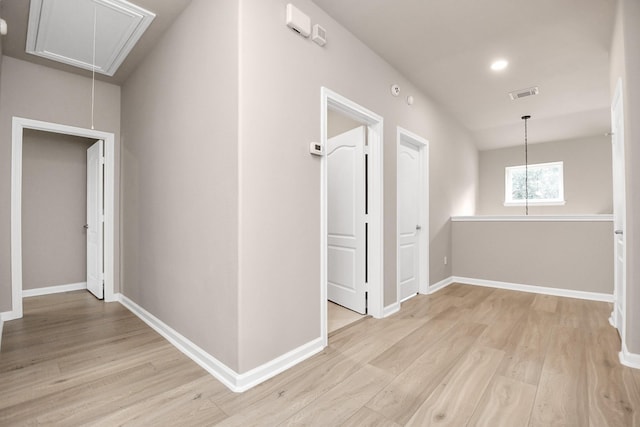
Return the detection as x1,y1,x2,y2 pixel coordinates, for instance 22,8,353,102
509,86,539,101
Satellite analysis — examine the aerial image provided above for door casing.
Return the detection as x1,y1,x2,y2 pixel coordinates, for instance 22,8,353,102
396,127,429,301
9,117,116,319
610,78,626,348
321,88,384,346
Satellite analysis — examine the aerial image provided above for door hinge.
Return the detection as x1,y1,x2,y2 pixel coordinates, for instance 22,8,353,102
100,156,105,165
100,214,105,223
364,145,370,155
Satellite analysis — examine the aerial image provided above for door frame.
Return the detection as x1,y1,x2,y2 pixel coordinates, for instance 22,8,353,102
9,117,116,319
396,127,429,301
320,87,384,346
609,78,626,345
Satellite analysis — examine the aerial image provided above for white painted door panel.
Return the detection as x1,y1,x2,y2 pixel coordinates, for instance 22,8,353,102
87,140,104,299
398,141,421,300
328,126,366,314
611,84,625,335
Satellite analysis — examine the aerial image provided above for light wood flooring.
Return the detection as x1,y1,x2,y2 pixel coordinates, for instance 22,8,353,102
1,284,640,426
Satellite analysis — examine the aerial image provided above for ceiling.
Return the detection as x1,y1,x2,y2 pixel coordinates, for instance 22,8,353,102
1,1,616,150
0,0,192,85
312,0,616,150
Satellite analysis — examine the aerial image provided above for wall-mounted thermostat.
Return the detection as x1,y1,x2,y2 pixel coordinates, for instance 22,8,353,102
286,4,311,37
310,142,324,156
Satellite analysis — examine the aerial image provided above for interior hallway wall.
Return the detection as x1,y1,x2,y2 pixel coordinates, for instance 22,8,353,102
0,57,121,313
237,0,478,373
120,0,240,370
22,130,94,290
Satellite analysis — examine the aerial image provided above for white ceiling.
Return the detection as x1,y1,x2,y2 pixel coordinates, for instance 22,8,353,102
312,0,616,150
0,0,191,84
1,1,616,150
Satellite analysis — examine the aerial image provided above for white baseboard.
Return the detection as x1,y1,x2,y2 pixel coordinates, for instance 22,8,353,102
452,276,614,302
383,302,401,317
425,276,455,295
620,342,640,369
1,310,19,322
22,282,87,298
117,294,324,393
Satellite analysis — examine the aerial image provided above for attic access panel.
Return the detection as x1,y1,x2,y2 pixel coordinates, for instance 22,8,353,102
26,0,155,76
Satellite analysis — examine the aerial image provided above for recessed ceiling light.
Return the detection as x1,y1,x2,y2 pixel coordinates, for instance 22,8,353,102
491,59,509,71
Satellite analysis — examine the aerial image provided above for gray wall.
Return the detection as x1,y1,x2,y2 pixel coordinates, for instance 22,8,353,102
237,0,478,373
452,219,614,294
120,0,240,370
0,56,121,313
610,0,640,354
22,130,94,289
478,136,612,215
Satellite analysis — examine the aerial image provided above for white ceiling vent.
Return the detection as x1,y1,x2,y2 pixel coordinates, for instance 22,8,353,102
509,86,540,101
26,0,155,76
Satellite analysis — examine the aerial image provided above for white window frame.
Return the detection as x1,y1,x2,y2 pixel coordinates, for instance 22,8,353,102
504,161,566,206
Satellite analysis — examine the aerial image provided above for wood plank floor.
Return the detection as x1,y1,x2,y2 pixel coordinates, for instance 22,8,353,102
1,284,639,426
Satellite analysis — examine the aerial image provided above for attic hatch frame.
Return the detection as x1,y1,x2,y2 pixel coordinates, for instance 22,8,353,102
25,0,156,77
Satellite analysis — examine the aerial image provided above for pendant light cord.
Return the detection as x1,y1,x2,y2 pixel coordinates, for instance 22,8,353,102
522,115,531,216
91,5,97,130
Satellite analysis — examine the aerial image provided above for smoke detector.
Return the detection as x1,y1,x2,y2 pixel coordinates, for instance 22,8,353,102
509,86,539,100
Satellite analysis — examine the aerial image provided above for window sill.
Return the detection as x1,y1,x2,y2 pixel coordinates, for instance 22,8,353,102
503,200,566,207
451,215,613,222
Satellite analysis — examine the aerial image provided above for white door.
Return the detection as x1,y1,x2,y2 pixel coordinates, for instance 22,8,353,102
398,140,422,301
611,82,626,335
86,140,104,299
327,126,366,314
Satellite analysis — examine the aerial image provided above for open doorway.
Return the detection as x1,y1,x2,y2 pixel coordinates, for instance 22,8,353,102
9,117,116,320
320,88,384,344
20,130,97,299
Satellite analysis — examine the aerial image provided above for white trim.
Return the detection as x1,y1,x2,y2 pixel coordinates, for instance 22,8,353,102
452,276,614,302
0,310,20,322
426,276,455,294
11,117,116,318
118,294,324,393
619,341,640,369
0,317,3,351
22,282,87,298
383,302,401,317
451,215,613,222
321,87,385,349
504,200,566,207
611,77,627,362
396,127,430,298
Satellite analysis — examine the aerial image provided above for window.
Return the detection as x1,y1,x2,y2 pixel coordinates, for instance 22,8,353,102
505,161,565,206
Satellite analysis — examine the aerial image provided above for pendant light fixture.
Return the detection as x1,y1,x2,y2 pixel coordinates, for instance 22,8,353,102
522,115,531,215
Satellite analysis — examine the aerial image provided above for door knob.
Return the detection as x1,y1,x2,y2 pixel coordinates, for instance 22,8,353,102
615,229,623,235
416,225,421,230
84,224,89,229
